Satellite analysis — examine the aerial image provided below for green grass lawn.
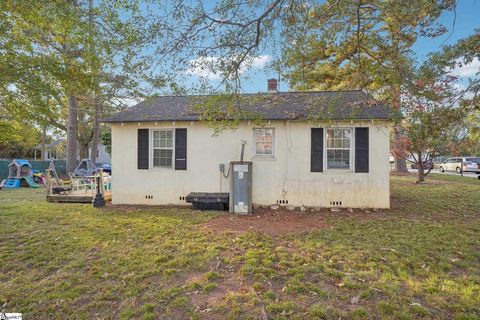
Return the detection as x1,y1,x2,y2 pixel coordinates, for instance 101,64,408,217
0,175,479,319
428,172,480,185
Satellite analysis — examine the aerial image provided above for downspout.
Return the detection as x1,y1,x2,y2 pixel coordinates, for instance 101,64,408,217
240,140,246,162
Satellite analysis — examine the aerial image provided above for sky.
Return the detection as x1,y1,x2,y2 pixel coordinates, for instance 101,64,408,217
182,0,480,93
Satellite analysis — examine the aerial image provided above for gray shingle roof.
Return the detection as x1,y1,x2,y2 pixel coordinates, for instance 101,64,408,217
34,139,66,150
102,90,391,123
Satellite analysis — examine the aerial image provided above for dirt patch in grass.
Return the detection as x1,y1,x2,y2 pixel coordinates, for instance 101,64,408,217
390,171,415,177
189,275,245,309
203,208,329,236
106,203,191,212
414,179,449,185
401,178,449,186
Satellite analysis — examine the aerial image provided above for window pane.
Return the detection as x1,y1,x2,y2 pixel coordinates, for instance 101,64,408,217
256,142,273,155
257,135,272,142
159,149,173,167
326,129,334,139
153,149,160,167
153,130,174,148
334,138,343,148
255,128,274,155
167,131,173,147
153,149,173,168
336,138,350,148
153,131,160,148
256,129,273,140
327,137,334,148
327,129,351,149
159,130,173,147
327,150,350,169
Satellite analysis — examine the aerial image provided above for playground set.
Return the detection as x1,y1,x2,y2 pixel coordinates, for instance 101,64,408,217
0,158,112,205
45,159,112,203
0,159,39,189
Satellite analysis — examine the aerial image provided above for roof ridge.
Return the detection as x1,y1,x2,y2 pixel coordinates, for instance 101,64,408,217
144,89,365,99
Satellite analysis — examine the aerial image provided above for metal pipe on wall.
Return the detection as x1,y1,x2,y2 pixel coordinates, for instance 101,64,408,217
240,140,246,162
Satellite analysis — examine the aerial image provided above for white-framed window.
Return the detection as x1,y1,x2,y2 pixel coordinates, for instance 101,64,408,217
253,128,275,157
326,128,352,170
152,129,174,169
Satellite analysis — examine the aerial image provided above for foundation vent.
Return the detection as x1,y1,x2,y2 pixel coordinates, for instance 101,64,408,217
330,201,342,206
276,200,289,204
145,195,153,199
179,196,186,201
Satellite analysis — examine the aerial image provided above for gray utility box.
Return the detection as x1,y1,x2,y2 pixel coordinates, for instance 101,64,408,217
229,161,253,214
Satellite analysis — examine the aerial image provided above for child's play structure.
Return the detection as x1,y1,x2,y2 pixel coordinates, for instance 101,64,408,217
0,158,112,205
0,159,39,188
74,158,98,177
45,168,111,203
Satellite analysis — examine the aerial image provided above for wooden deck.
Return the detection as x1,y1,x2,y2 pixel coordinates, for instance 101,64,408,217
47,191,112,203
44,168,112,204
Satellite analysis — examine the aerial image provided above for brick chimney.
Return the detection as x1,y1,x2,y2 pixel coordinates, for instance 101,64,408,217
267,78,278,92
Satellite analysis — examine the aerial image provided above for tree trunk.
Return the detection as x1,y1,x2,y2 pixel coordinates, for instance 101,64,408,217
66,95,78,173
64,9,79,174
394,127,408,173
89,0,100,164
391,84,408,173
90,99,100,163
79,142,89,160
417,164,425,183
40,125,47,160
417,151,425,183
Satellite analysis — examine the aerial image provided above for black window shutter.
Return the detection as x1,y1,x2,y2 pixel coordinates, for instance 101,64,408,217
311,128,323,172
175,128,187,170
137,129,149,169
355,127,369,173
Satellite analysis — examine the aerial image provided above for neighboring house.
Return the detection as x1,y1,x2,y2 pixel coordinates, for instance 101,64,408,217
103,82,392,208
89,143,111,163
34,139,67,160
34,139,111,163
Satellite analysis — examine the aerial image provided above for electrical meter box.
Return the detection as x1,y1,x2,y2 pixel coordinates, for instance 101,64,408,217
229,161,252,214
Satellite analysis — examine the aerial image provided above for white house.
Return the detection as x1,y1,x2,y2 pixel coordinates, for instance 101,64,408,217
34,139,111,163
33,139,66,160
88,143,111,164
103,85,392,209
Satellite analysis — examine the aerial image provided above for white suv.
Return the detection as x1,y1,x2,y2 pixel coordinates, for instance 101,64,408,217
439,157,480,174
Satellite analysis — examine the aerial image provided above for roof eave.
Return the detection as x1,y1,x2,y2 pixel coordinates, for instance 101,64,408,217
102,117,393,123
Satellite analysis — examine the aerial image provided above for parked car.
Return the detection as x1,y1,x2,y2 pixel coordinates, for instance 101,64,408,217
411,160,434,170
439,157,480,174
432,156,448,169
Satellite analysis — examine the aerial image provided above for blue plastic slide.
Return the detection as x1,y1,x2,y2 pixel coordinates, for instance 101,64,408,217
2,179,21,188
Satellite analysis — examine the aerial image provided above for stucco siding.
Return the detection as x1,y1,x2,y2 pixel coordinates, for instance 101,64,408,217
111,121,391,208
